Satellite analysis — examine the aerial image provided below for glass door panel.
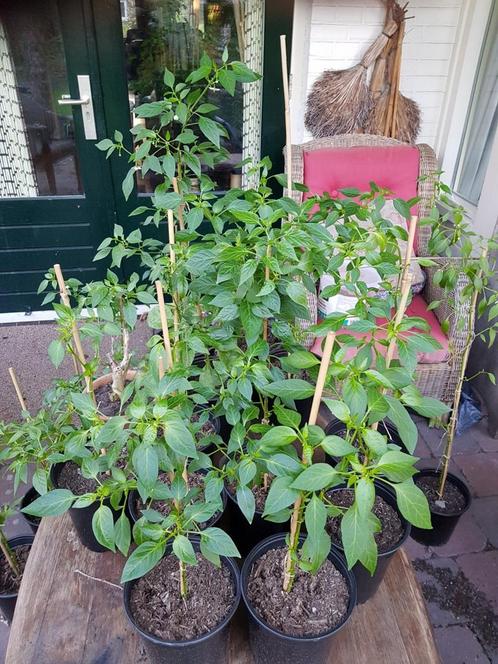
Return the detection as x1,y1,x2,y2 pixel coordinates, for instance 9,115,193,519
0,0,83,197
121,0,253,192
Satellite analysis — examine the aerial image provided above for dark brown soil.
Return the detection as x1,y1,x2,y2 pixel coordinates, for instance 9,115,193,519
135,472,221,528
415,475,466,514
326,489,404,552
191,411,216,443
227,476,273,512
246,547,349,637
56,461,98,495
94,382,123,417
130,552,235,641
0,545,31,595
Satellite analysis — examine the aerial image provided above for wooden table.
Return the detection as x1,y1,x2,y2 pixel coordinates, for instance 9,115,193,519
6,514,440,664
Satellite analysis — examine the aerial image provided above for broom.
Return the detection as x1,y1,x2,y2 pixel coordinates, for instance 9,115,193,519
304,18,398,138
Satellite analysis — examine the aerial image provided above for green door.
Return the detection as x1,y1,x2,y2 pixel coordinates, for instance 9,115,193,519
0,0,294,313
0,0,116,313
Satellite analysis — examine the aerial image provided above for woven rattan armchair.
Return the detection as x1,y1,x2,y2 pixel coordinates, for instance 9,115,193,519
285,134,471,409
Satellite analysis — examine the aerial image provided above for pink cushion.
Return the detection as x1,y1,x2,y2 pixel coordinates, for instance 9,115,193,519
311,295,449,364
303,145,420,206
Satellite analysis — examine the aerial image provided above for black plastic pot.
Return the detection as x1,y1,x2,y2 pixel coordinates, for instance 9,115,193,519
123,539,241,664
20,487,41,534
241,534,356,664
410,469,471,546
0,535,34,624
50,463,113,553
224,486,288,557
329,482,410,604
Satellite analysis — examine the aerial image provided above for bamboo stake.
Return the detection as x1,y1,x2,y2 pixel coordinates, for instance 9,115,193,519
155,281,174,370
8,367,27,412
53,264,93,397
438,248,488,498
283,331,336,592
172,178,185,231
390,18,405,137
158,354,165,380
167,209,180,347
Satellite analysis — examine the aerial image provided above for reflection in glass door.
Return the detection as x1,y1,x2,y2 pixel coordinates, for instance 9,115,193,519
0,0,83,197
120,0,264,193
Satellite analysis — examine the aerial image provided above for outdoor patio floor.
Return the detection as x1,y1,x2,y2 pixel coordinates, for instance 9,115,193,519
0,321,497,663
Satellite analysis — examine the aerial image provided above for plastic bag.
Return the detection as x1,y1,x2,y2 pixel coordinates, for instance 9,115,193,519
456,383,482,436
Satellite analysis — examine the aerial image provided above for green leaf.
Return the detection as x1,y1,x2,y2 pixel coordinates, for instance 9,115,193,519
163,416,197,459
121,540,166,582
376,450,418,482
323,399,350,423
355,478,375,518
201,527,240,557
305,494,327,540
263,476,299,516
122,166,135,201
238,459,257,486
22,489,74,517
363,429,388,457
259,426,297,449
96,138,114,151
48,339,65,368
393,480,431,529
291,463,338,491
341,504,378,574
198,116,224,147
163,67,175,88
321,435,356,457
385,396,418,453
283,350,321,369
92,504,115,552
406,395,450,419
32,468,48,495
236,485,256,523
162,153,176,180
132,444,158,493
286,281,308,308
218,68,236,96
173,535,197,565
266,453,302,477
114,511,131,556
264,379,315,400
154,190,182,209
71,392,97,418
273,405,302,429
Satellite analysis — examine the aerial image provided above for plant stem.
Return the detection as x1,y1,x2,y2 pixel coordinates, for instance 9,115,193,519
438,251,486,497
0,530,19,579
179,559,187,599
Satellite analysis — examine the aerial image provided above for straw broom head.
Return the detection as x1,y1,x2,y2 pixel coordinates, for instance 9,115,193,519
366,90,420,143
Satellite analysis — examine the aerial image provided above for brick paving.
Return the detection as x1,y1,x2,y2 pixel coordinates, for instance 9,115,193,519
0,323,497,663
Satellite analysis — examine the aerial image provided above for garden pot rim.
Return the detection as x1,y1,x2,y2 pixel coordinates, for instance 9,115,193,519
241,533,356,643
123,541,241,648
0,535,35,600
327,481,411,558
20,487,41,526
415,468,472,518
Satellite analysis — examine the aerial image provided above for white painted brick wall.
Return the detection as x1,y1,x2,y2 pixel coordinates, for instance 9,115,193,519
295,0,463,150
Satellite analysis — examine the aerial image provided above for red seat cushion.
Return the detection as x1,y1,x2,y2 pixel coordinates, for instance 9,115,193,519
311,295,449,365
303,145,420,205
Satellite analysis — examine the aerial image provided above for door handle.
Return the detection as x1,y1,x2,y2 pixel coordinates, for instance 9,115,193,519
57,75,97,140
58,95,90,105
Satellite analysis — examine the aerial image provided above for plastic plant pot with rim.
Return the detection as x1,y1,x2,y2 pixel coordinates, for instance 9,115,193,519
123,539,241,664
241,533,356,664
20,487,41,534
328,481,411,604
410,468,471,547
0,535,34,624
50,463,119,553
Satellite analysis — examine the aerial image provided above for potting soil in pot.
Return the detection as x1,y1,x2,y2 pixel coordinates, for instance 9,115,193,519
57,460,99,494
246,547,349,637
94,381,132,417
0,545,30,594
326,489,403,551
415,475,466,513
130,553,235,641
135,471,221,527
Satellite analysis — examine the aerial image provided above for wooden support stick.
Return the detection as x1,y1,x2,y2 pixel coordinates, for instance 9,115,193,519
280,35,293,203
390,18,405,137
397,215,418,290
172,178,185,231
385,271,413,369
158,354,165,380
308,332,336,426
167,210,176,265
8,367,27,412
53,264,93,397
155,281,174,370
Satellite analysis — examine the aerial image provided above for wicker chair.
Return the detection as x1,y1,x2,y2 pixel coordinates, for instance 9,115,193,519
285,134,471,409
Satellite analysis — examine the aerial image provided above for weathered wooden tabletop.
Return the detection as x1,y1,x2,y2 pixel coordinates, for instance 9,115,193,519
6,513,440,664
